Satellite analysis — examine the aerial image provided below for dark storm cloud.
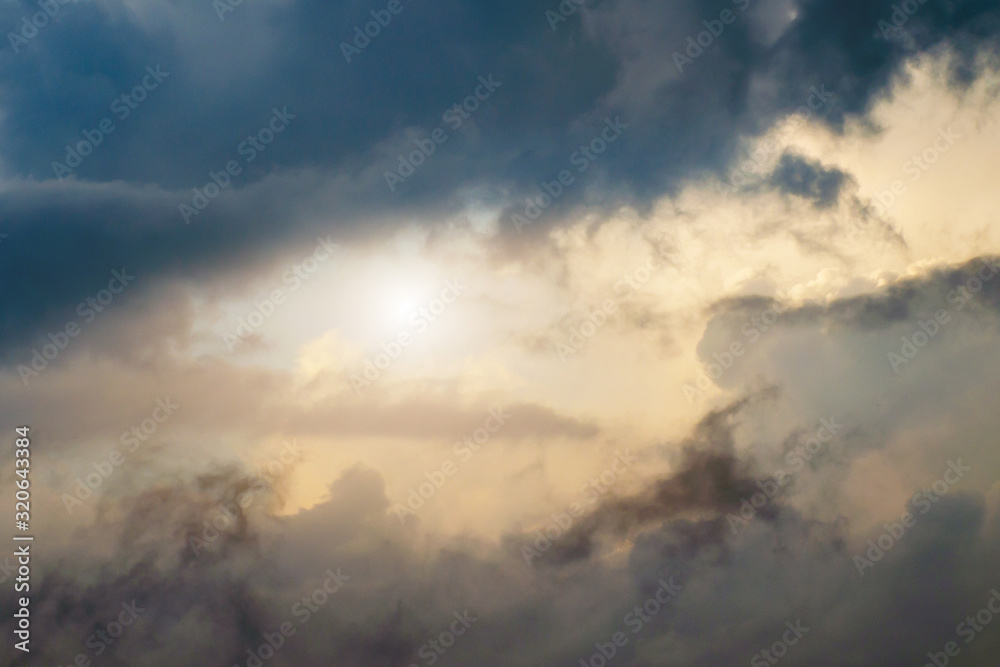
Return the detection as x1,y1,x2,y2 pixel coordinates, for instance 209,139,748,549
518,253,1000,576
619,494,1000,667
688,255,1000,420
0,176,333,361
7,245,1000,663
767,151,852,208
3,0,999,190
699,255,1000,342
795,255,1000,330
506,397,776,566
4,386,1000,666
0,0,620,188
2,0,1000,353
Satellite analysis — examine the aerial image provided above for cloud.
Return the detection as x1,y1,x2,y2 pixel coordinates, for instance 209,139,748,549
2,3,1000,665
5,374,1000,665
505,396,775,567
2,0,1000,352
767,151,852,208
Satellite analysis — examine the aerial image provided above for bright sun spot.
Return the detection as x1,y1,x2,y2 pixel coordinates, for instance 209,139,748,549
393,295,420,319
382,285,426,326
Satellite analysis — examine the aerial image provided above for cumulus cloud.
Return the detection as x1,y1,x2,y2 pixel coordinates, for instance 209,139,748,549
3,1,1000,665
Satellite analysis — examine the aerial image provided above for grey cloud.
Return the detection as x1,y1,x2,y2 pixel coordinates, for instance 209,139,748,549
767,151,852,208
3,0,1000,351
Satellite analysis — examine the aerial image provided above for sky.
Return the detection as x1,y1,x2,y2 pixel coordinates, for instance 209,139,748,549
2,0,1000,665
